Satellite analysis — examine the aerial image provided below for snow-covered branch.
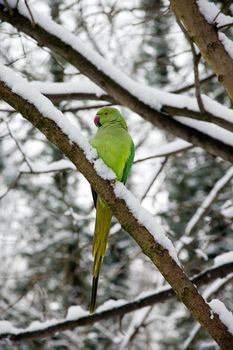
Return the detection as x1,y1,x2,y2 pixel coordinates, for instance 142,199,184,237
0,260,232,342
19,159,76,174
182,274,233,350
31,81,114,104
171,0,233,102
0,2,233,163
1,63,233,348
30,82,233,133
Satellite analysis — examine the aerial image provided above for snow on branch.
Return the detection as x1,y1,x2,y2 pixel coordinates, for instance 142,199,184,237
31,81,114,103
19,159,76,174
13,80,228,135
182,274,233,350
31,81,105,97
31,81,233,134
0,2,233,163
3,0,230,118
197,1,233,59
0,261,232,342
32,84,233,145
214,252,233,268
197,0,233,30
1,63,233,347
171,0,233,102
209,300,233,335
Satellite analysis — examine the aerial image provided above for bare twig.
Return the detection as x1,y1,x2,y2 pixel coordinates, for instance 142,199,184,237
134,141,192,164
176,14,205,113
24,0,35,26
140,157,168,201
176,166,233,255
0,173,22,200
171,74,215,94
119,307,152,350
190,42,205,113
217,22,233,31
5,121,33,172
2,0,13,15
185,166,233,237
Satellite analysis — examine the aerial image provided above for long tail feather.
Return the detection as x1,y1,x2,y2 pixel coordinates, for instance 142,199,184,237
90,275,99,314
90,197,112,313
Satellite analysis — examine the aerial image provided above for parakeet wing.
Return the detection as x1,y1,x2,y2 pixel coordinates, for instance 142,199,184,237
121,142,135,184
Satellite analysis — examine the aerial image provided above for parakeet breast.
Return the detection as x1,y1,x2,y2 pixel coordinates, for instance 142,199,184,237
91,124,132,181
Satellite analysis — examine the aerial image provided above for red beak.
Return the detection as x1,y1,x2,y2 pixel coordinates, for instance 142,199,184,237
94,115,100,126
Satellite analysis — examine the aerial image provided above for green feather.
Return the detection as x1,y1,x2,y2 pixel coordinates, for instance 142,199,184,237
89,107,134,313
122,142,135,184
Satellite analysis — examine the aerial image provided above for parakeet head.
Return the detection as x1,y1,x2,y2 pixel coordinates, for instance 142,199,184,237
94,107,127,129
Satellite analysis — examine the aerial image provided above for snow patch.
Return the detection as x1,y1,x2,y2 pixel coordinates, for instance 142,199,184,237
25,319,61,332
219,32,233,60
96,299,126,313
221,205,233,219
20,159,76,173
198,0,233,27
0,320,18,335
66,305,88,320
209,299,233,334
214,252,233,267
32,80,105,97
175,117,233,147
93,159,116,181
114,182,179,264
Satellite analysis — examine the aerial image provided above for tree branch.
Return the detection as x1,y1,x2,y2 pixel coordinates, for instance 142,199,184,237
37,89,233,134
0,262,232,342
0,3,233,163
0,64,233,348
170,0,233,102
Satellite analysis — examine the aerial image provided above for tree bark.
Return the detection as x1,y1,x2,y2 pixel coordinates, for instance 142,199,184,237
0,4,233,163
0,76,233,348
170,0,233,103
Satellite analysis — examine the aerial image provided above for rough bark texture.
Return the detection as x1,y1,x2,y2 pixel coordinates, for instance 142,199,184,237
0,5,233,163
170,0,233,103
1,80,233,349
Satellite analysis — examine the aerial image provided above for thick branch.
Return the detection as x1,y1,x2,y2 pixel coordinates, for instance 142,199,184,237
170,0,233,102
36,90,233,133
162,104,233,133
0,70,233,348
0,262,232,342
0,4,233,162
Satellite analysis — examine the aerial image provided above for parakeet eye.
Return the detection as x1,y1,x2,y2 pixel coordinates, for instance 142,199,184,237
104,112,108,116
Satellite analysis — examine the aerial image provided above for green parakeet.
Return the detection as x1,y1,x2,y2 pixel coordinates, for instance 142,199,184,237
90,106,134,313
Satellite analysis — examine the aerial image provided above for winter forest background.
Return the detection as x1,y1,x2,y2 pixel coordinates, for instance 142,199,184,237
0,0,233,349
